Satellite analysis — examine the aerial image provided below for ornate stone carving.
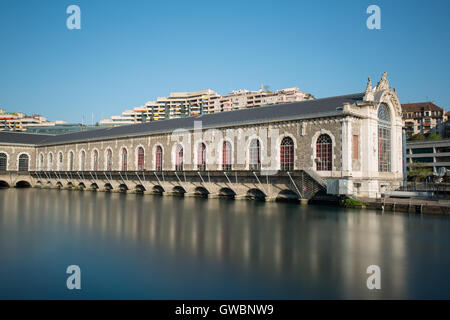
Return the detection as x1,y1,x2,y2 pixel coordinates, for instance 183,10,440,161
375,72,389,91
363,77,375,101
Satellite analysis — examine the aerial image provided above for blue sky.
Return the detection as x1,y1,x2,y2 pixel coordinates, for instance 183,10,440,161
0,0,449,123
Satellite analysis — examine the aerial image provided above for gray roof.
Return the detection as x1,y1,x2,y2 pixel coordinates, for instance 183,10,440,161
0,93,365,146
0,131,53,145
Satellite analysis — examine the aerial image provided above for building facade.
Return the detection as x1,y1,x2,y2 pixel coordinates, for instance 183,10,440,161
100,87,312,126
402,102,445,138
1,73,404,198
406,139,450,175
0,108,61,132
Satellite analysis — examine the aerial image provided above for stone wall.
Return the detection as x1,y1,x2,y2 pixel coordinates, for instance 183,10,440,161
32,118,344,174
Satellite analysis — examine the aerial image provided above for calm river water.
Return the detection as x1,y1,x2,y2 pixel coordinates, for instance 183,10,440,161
0,188,450,299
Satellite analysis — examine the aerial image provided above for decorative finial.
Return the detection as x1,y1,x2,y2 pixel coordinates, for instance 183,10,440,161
375,71,389,91
363,76,374,101
365,77,372,93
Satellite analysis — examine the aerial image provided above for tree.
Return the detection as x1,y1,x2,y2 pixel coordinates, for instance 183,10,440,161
264,85,272,93
407,162,433,182
427,133,442,140
409,133,426,141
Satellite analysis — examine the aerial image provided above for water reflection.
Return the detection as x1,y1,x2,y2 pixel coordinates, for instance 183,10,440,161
1,188,450,299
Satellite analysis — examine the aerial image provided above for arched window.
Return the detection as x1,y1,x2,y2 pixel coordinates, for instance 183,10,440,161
0,153,7,172
18,154,29,172
80,151,86,171
58,152,64,171
280,137,294,171
197,143,206,171
48,153,53,171
222,141,232,171
175,145,183,171
378,104,391,172
316,134,332,171
68,151,74,171
39,153,44,171
92,150,98,171
155,146,163,171
121,148,128,171
137,147,145,170
106,149,113,171
249,139,261,170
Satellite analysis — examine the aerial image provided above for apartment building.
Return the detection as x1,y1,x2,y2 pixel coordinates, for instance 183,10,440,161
444,111,450,138
0,108,57,131
100,87,312,126
402,102,445,138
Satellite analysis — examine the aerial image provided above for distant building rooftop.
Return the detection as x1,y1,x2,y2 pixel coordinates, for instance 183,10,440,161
402,102,444,113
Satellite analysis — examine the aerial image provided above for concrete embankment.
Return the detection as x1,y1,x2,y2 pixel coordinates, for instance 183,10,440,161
310,195,450,215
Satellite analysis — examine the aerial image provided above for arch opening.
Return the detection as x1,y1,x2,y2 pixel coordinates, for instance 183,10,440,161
194,186,209,197
119,184,128,192
152,185,164,194
249,139,261,170
0,153,8,172
175,145,184,171
219,187,236,199
378,103,391,172
276,190,300,202
172,186,186,196
280,137,294,171
137,147,145,171
316,134,332,171
15,180,31,188
90,183,99,190
135,184,146,193
104,183,113,191
0,180,10,189
18,154,29,172
155,146,163,171
78,182,86,189
246,188,266,200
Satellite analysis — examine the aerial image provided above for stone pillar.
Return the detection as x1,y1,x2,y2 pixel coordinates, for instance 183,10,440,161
341,117,352,175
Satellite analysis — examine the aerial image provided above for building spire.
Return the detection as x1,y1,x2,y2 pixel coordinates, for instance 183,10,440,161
375,71,389,91
363,76,374,101
365,77,372,94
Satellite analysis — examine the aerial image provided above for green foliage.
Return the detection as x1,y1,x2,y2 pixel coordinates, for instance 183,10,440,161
408,132,443,142
427,133,442,140
409,133,426,141
342,198,364,208
407,162,433,182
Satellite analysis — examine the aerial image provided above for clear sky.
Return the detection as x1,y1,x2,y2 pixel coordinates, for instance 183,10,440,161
0,0,449,123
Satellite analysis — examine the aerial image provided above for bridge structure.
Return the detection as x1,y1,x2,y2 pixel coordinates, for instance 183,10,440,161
0,169,326,201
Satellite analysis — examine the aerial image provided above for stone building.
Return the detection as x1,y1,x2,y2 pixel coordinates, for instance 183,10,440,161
0,73,404,198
